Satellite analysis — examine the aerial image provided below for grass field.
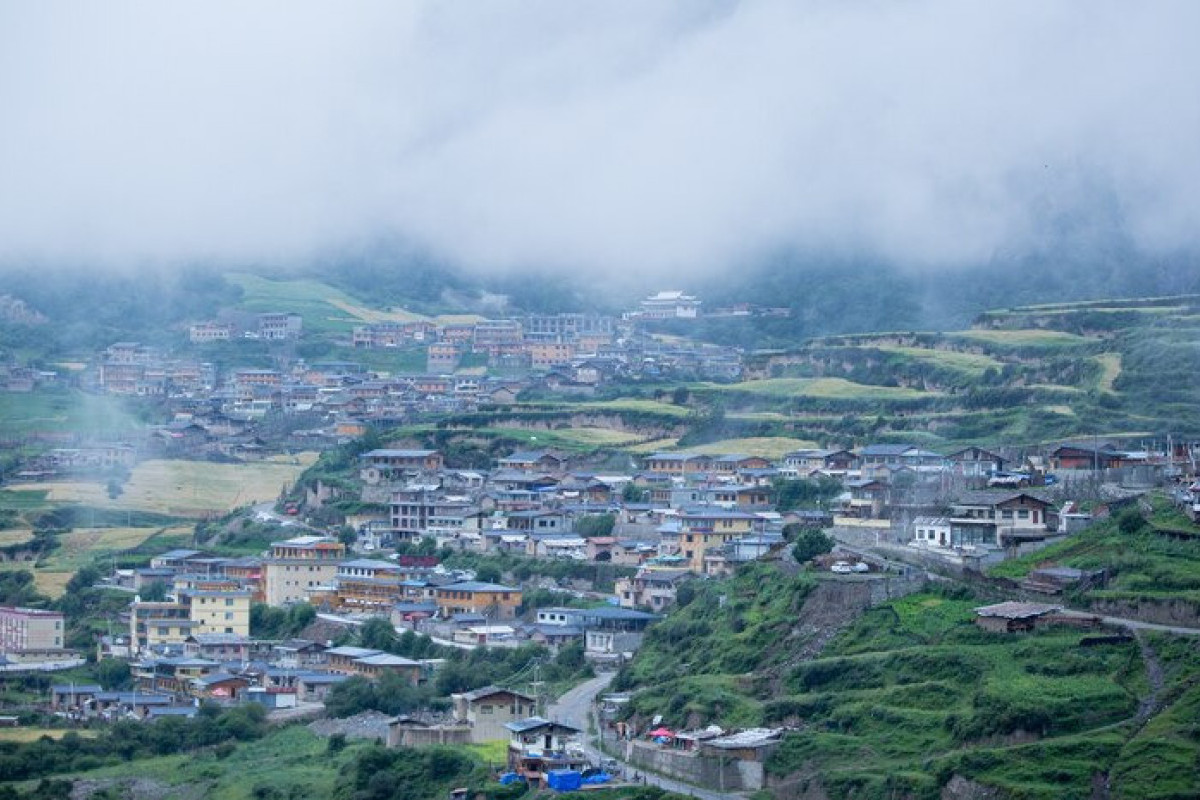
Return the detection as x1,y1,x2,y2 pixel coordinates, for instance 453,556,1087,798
955,329,1092,346
701,377,939,400
539,427,645,446
1096,353,1122,391
873,345,1003,374
227,273,373,333
626,437,680,453
8,455,316,518
0,489,51,511
67,725,364,800
576,399,694,418
0,390,139,438
40,526,177,571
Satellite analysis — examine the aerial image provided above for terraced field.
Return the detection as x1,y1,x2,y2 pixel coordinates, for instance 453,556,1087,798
701,377,940,400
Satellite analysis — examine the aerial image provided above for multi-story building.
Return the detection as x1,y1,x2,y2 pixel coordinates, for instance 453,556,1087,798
360,449,444,482
527,342,576,370
128,582,251,654
188,322,233,343
615,568,690,611
523,314,614,343
262,536,346,606
257,313,303,340
473,320,523,356
427,342,461,373
660,509,761,572
637,291,701,319
434,581,522,620
0,606,65,653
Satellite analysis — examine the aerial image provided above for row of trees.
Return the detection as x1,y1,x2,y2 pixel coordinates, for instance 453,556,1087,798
0,704,268,783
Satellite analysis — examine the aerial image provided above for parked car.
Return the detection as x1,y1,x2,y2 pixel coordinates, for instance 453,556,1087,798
830,561,853,574
851,562,870,573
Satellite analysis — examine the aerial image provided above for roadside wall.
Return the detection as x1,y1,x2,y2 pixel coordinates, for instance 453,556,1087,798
625,740,764,790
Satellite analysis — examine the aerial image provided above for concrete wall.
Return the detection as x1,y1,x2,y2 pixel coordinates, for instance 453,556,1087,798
388,724,472,748
625,740,765,791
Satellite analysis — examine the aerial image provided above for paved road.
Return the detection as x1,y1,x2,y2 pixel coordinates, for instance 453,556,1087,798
550,673,744,800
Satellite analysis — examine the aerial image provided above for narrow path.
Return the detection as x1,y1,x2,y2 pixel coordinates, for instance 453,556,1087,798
549,673,744,800
1133,631,1165,724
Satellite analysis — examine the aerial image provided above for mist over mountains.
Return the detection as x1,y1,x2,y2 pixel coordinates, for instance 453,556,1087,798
3,1,1200,292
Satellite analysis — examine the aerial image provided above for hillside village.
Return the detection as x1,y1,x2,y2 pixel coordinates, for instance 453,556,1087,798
5,427,1200,787
4,288,1200,798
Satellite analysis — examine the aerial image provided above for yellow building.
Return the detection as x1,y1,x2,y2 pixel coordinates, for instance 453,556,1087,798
262,535,346,606
677,510,759,572
129,600,197,653
434,582,522,620
185,589,251,637
129,586,251,654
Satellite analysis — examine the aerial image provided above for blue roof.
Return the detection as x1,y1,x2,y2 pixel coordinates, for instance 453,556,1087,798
441,581,519,593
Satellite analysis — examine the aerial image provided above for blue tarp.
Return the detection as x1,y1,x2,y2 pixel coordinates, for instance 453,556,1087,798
583,772,612,784
546,770,583,791
498,773,523,785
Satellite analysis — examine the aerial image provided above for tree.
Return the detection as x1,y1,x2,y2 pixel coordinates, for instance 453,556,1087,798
474,563,503,584
622,483,649,503
791,527,835,563
140,580,169,602
671,386,691,406
359,617,398,652
575,514,615,538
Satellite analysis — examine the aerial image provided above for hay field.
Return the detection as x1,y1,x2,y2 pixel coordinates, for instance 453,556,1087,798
9,454,316,518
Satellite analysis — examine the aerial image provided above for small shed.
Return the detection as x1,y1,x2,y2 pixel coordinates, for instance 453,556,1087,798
973,601,1062,633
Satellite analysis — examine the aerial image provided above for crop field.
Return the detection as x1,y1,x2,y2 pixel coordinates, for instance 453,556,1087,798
872,345,1003,374
8,455,316,518
576,399,694,418
0,390,139,438
0,527,34,546
536,427,645,446
682,437,819,459
43,526,177,571
626,437,680,453
700,377,939,399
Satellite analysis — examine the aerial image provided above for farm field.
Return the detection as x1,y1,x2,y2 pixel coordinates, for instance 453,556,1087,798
575,398,694,418
872,345,1003,374
41,526,187,572
0,390,139,438
682,437,819,459
0,527,34,547
226,273,381,333
700,377,940,399
953,328,1092,346
8,455,316,518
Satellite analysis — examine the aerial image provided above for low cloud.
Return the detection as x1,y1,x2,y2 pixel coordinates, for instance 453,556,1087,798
2,1,1197,277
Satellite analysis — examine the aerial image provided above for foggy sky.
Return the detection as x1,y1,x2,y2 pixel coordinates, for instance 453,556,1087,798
2,1,1198,278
